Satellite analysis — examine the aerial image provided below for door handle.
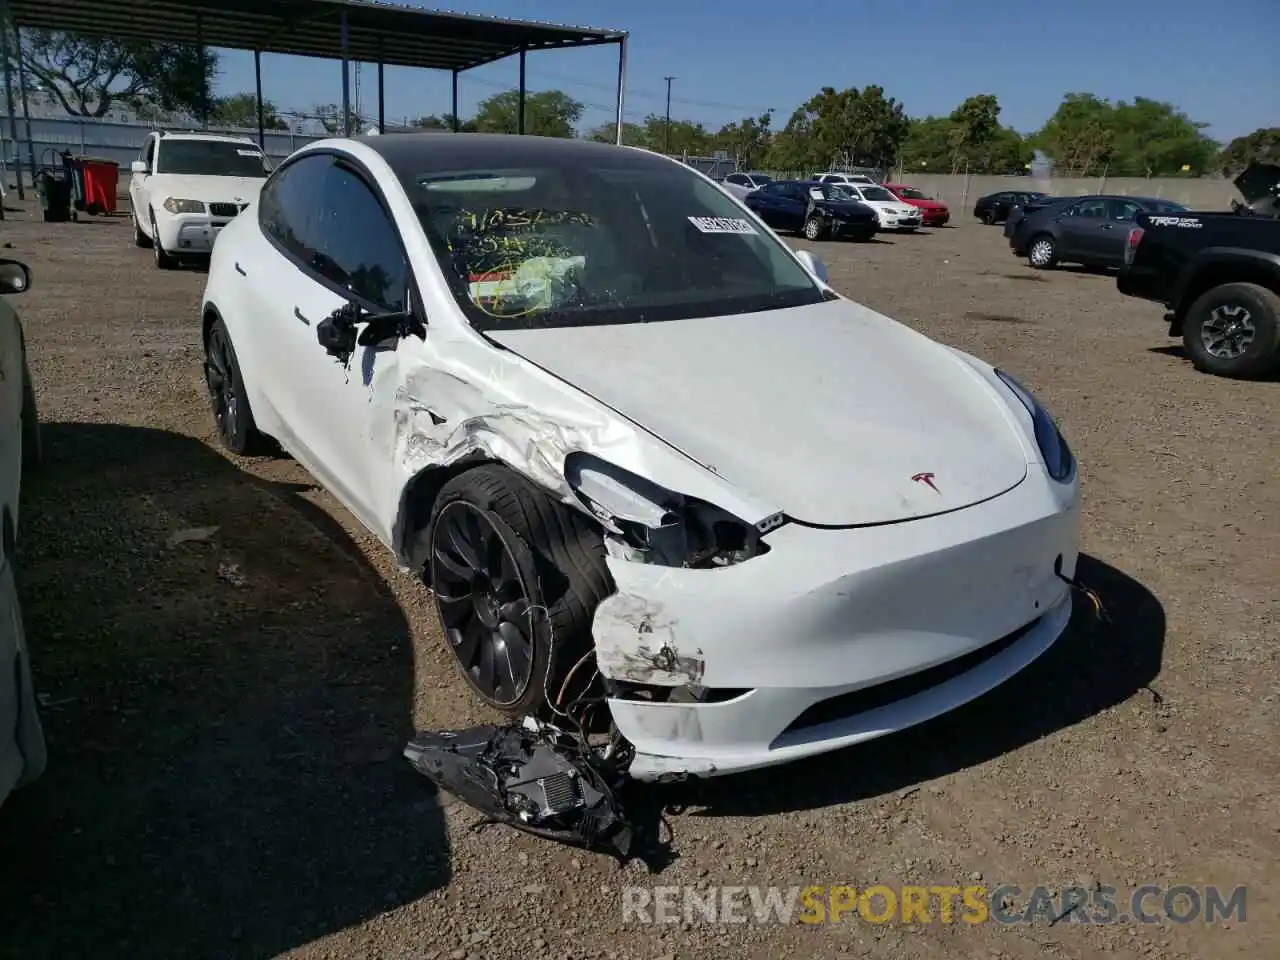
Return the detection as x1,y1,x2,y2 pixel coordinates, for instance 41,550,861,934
293,306,310,325
234,261,246,276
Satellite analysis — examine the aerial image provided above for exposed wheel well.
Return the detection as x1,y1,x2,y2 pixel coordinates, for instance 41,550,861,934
202,304,220,348
1173,263,1280,336
395,455,503,569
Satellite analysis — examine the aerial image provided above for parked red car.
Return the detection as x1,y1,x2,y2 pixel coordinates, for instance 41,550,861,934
883,184,950,226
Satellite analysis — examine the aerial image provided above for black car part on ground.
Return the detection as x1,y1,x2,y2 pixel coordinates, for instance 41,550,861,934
405,719,638,861
1232,162,1280,218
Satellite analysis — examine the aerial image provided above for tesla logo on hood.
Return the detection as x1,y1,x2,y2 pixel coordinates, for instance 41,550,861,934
911,472,940,493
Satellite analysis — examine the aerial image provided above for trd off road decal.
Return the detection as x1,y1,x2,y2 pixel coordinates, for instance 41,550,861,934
1147,216,1202,229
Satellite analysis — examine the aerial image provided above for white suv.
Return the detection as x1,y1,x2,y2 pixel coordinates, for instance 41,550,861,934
129,132,271,269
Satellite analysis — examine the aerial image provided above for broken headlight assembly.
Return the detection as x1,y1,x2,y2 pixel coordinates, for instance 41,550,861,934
995,369,1074,482
564,452,780,568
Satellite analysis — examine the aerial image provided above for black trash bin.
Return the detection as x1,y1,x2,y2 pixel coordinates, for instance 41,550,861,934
35,167,72,223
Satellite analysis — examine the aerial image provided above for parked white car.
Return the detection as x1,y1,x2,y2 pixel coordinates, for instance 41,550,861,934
719,171,774,200
0,258,44,809
832,183,924,230
200,134,1080,781
129,132,271,269
815,172,876,186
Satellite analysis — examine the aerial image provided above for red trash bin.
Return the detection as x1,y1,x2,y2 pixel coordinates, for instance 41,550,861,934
75,157,119,216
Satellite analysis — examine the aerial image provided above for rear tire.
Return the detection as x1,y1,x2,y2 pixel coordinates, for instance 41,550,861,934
1182,282,1280,380
420,465,612,717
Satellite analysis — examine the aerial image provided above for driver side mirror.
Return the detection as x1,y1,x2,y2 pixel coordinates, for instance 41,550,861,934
0,259,32,294
316,300,420,365
130,160,148,175
794,249,829,285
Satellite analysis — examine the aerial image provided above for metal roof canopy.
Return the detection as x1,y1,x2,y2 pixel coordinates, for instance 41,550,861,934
0,0,629,198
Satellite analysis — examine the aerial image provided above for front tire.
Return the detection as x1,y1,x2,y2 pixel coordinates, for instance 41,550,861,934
204,317,270,455
134,210,152,248
151,213,178,269
1182,282,1280,380
981,210,996,225
803,215,826,241
422,465,612,717
1028,234,1058,269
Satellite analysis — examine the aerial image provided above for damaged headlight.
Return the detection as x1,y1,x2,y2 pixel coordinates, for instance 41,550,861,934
565,453,775,568
995,370,1074,482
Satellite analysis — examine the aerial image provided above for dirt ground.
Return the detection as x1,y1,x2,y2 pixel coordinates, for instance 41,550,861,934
0,197,1276,960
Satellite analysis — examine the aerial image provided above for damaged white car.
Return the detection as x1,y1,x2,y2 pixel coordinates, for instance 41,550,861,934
200,134,1081,783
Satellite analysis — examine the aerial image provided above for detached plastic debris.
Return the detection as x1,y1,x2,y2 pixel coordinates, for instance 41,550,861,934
404,718,634,861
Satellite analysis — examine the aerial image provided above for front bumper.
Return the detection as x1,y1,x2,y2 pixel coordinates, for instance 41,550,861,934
922,210,950,225
878,213,923,230
593,469,1080,780
154,212,239,254
828,217,877,238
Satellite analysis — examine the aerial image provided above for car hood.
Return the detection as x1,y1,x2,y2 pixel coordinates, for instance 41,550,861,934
487,298,1028,526
895,195,947,210
148,173,266,204
862,200,918,216
1233,162,1280,210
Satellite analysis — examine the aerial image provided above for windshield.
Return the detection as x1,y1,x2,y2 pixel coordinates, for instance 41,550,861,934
156,140,270,177
823,184,859,201
896,187,929,200
408,159,824,331
860,186,896,203
749,173,774,184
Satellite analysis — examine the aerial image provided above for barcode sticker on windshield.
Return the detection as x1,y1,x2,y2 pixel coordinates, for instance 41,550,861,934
236,149,262,157
688,216,758,235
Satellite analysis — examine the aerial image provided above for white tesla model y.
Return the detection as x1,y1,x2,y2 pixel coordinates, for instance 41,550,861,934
200,134,1081,781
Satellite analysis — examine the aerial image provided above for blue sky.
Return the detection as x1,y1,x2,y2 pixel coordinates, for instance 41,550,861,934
212,0,1278,141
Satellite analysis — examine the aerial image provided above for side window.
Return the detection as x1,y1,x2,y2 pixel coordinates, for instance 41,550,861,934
258,154,329,261
312,162,407,312
1072,199,1109,219
1110,199,1142,221
144,137,156,170
725,174,745,186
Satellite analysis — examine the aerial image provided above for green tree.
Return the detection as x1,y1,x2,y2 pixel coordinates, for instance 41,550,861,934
5,26,215,119
1106,97,1217,176
773,86,909,172
712,112,773,169
1032,93,1116,177
1217,127,1280,175
411,113,475,132
471,90,584,137
899,116,957,173
584,121,648,146
634,114,713,155
211,92,287,130
313,103,363,135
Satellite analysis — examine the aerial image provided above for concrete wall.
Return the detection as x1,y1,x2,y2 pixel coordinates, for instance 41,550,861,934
892,174,1243,214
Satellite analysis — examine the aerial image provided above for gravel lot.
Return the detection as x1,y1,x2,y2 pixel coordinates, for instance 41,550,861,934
0,199,1276,960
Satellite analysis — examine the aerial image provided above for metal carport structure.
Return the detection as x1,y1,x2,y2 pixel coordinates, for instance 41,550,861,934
0,0,628,197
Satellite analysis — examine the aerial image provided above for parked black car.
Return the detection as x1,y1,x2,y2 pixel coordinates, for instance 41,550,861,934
973,190,1048,225
744,180,879,241
1009,195,1189,270
1117,163,1280,379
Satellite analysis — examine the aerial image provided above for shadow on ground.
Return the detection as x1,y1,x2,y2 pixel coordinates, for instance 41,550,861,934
0,423,449,960
640,554,1164,823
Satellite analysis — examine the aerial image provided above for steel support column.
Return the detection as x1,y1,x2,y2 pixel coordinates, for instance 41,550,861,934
451,70,459,132
0,0,23,199
517,48,526,135
340,9,351,136
13,24,34,185
254,50,265,147
614,36,628,146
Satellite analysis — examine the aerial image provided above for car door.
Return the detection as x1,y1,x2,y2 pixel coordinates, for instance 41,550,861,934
275,156,414,542
745,182,785,225
1056,198,1111,261
775,183,811,229
129,134,157,227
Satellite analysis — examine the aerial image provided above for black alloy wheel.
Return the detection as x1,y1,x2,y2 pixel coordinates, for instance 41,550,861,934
430,499,538,708
204,318,268,455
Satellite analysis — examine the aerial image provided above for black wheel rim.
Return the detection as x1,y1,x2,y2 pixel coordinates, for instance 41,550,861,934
430,501,535,706
205,327,239,445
